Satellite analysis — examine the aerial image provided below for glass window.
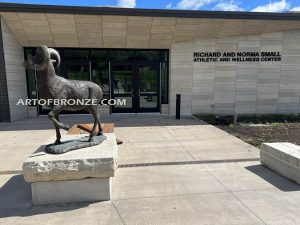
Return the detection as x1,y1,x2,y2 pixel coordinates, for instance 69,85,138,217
63,49,89,61
92,62,109,99
91,50,109,99
91,50,108,61
139,65,158,109
112,65,132,95
161,51,168,61
26,69,37,101
109,50,134,61
24,47,169,110
65,63,89,81
136,51,161,61
24,49,37,105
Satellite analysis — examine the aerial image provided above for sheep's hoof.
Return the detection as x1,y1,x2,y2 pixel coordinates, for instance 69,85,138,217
88,136,94,142
54,139,61,145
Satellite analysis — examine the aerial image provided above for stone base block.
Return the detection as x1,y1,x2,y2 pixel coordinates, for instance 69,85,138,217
23,133,117,205
23,133,117,182
261,142,300,184
32,178,111,205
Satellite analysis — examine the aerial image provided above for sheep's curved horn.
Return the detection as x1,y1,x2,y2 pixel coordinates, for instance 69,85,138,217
28,45,49,70
48,48,61,69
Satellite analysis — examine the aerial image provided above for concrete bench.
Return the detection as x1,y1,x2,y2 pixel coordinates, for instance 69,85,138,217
260,142,300,184
23,133,118,205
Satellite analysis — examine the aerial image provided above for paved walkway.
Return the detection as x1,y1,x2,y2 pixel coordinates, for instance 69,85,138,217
0,114,300,225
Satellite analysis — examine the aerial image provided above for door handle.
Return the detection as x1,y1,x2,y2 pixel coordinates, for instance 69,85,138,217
131,89,140,96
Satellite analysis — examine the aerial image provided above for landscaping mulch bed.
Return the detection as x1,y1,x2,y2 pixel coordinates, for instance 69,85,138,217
195,114,300,147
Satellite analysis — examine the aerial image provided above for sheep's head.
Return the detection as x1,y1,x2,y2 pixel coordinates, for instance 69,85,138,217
23,45,61,71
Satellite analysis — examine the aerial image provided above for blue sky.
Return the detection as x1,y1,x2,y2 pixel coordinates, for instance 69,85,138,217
2,0,300,12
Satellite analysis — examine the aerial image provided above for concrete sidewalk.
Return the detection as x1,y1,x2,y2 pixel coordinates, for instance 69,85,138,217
0,114,300,225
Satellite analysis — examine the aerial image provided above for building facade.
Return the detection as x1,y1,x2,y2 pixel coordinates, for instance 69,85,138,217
1,3,300,121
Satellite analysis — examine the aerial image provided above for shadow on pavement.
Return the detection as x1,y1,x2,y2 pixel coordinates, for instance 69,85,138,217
0,175,31,218
246,164,300,192
0,114,206,131
0,174,95,218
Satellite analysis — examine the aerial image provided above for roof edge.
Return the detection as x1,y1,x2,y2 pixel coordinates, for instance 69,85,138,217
1,2,300,20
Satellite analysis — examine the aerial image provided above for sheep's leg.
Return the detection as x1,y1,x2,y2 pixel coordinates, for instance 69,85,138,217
48,106,70,131
97,118,103,136
88,108,98,142
96,107,103,135
85,106,101,140
54,114,61,145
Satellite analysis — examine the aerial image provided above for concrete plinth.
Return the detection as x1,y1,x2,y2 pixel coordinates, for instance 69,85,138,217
261,142,300,184
22,133,117,205
32,178,111,205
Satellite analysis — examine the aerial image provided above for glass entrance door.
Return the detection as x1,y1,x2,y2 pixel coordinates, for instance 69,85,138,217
111,63,160,113
137,64,160,112
111,63,134,113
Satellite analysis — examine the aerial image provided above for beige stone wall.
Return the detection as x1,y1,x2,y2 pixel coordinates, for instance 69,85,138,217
1,18,28,121
169,42,193,115
170,30,300,115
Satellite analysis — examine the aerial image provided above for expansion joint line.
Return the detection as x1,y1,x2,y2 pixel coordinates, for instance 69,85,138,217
118,158,260,168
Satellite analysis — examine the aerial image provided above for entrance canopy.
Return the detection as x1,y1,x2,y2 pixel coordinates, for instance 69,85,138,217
1,3,300,48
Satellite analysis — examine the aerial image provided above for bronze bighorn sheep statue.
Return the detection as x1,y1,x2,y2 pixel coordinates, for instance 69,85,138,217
23,45,103,148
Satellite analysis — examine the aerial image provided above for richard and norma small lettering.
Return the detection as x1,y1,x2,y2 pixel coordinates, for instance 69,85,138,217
193,51,281,62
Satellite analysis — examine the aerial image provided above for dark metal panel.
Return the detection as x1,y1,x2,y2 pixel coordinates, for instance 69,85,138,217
0,17,11,122
1,3,300,21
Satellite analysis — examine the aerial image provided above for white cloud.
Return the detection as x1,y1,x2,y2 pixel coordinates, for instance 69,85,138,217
213,1,243,11
251,0,290,12
174,0,217,10
290,6,300,11
117,0,136,8
166,2,173,9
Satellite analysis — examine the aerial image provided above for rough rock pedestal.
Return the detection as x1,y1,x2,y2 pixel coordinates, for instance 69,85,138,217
23,133,117,205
